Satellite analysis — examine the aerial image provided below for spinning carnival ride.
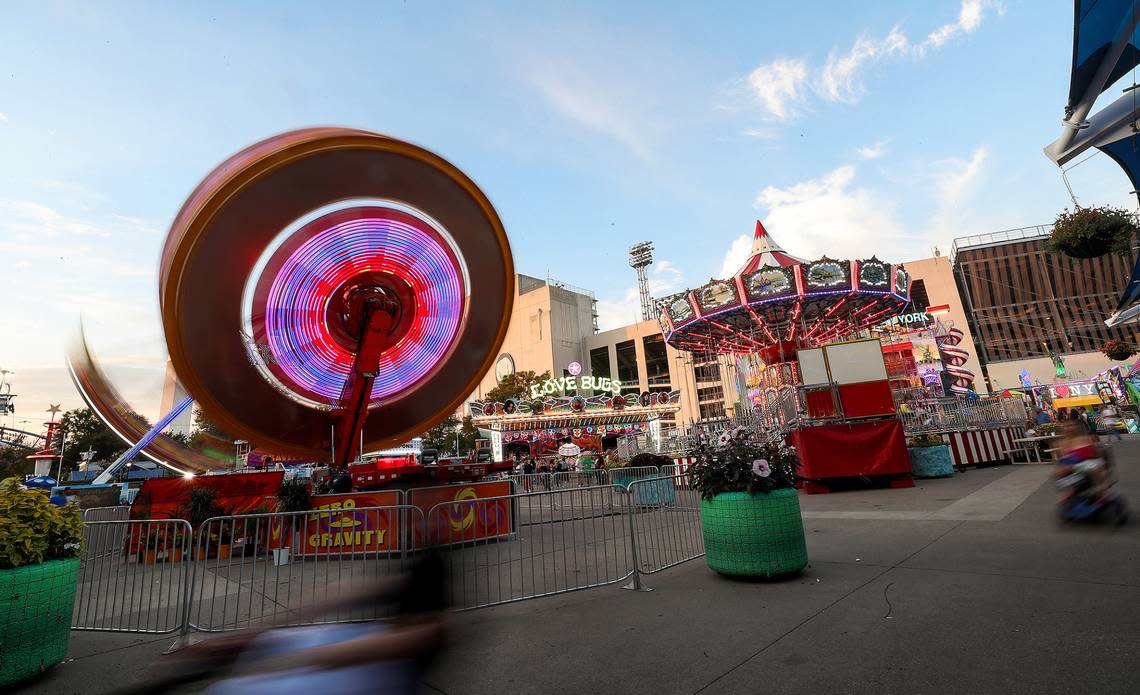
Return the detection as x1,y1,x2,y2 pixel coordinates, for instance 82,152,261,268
79,128,515,479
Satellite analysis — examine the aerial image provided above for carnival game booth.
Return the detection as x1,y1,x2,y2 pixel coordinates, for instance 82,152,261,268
1036,367,1139,433
788,339,913,492
468,379,682,463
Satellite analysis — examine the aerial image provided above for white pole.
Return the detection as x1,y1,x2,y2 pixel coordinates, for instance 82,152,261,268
55,428,67,482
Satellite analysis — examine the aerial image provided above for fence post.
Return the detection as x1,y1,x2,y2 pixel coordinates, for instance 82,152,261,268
621,484,652,592
165,519,196,653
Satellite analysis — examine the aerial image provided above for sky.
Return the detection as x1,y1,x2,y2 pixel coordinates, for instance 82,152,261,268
1,0,1136,425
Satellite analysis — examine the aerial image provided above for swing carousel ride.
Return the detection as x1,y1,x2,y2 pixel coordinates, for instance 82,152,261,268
658,221,919,487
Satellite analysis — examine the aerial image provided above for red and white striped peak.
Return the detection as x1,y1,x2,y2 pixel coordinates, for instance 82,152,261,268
737,219,805,275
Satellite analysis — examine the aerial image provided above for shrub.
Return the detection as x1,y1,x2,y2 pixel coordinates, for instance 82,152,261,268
0,477,83,569
1045,206,1137,259
1101,339,1137,361
907,434,945,448
628,452,672,469
276,477,312,514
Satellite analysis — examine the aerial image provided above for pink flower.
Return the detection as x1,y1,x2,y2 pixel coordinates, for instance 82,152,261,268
752,459,770,477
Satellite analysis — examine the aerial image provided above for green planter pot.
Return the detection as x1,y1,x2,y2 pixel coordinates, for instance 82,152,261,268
700,489,808,577
908,444,954,478
0,557,80,686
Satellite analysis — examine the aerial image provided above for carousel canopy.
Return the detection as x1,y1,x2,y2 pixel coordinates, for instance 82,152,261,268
657,220,910,356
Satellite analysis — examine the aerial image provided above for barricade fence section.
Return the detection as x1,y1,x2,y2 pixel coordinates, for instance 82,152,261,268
427,484,631,609
70,480,709,631
188,506,424,632
626,475,704,575
551,469,608,489
608,466,661,489
82,506,131,522
508,473,553,493
72,519,192,633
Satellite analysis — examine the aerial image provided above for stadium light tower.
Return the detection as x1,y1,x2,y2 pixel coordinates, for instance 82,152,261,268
628,241,654,321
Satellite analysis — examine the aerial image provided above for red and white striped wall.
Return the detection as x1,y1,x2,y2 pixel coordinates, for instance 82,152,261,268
939,427,1025,467
672,456,696,474
670,427,1023,475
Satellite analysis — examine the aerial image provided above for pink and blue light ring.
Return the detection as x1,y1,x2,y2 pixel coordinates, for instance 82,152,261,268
244,202,468,409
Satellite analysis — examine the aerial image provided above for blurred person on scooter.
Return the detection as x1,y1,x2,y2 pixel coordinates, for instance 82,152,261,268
1053,420,1127,524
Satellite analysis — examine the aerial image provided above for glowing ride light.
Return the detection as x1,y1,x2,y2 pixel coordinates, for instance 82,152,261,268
244,202,467,409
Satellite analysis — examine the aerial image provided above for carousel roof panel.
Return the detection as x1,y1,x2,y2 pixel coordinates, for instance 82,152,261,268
659,222,910,355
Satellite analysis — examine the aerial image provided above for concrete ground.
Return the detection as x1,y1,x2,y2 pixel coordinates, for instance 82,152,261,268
15,438,1140,694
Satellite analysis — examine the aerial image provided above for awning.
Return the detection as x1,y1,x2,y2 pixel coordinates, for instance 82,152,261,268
1068,0,1140,112
1052,394,1105,408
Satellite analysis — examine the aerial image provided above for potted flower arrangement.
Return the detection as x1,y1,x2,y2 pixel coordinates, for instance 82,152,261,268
1102,339,1137,362
906,434,954,478
0,477,84,686
270,477,311,566
178,487,225,560
1045,206,1137,259
688,428,806,578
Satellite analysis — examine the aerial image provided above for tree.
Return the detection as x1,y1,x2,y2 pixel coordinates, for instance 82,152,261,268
484,370,551,404
57,408,126,474
419,416,459,454
457,416,479,455
0,445,34,480
192,408,229,438
190,408,234,452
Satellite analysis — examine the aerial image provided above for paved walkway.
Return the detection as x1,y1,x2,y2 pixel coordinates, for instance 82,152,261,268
16,439,1140,694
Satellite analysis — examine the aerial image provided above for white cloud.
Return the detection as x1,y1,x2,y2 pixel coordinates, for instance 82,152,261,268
816,27,909,103
926,0,986,49
596,260,684,330
937,146,989,206
746,58,808,120
856,141,888,160
0,112,8,123
927,146,990,249
528,63,662,161
743,126,780,139
744,1,997,120
718,234,754,278
753,165,908,260
0,198,167,419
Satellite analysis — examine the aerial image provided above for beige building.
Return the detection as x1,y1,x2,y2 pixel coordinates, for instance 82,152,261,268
582,320,739,433
467,274,598,403
464,274,727,433
895,254,987,393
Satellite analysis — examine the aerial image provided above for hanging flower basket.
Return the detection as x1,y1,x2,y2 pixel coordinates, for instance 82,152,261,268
1045,206,1137,259
1102,339,1138,361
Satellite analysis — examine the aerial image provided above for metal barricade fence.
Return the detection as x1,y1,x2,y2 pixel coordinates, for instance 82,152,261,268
71,486,713,630
507,473,553,493
625,475,704,576
82,506,131,522
552,469,608,489
73,519,193,633
609,466,660,490
187,506,424,632
427,484,632,609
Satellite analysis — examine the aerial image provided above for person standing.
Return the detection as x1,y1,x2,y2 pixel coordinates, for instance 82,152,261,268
521,457,535,492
